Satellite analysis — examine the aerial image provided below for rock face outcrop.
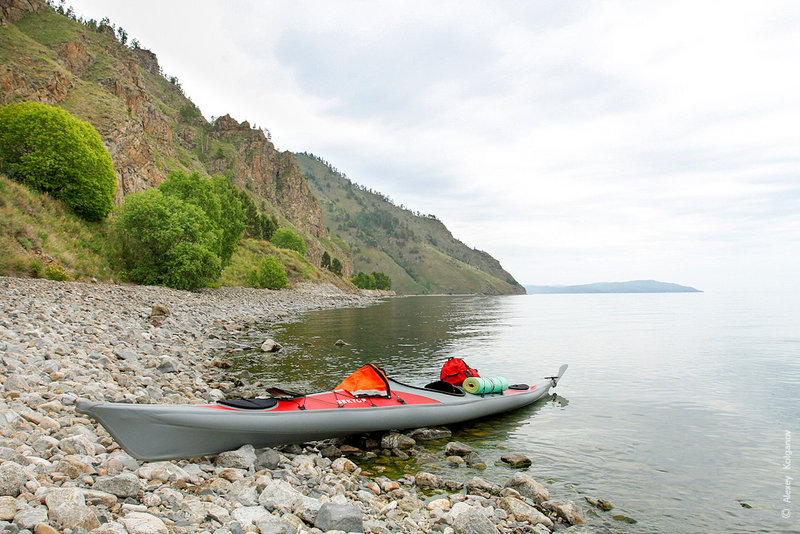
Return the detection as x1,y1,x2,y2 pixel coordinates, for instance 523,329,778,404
0,0,43,26
209,116,324,239
207,115,327,259
57,34,92,76
99,56,173,198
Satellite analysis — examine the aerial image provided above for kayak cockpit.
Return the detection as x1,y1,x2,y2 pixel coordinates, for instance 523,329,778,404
217,398,279,410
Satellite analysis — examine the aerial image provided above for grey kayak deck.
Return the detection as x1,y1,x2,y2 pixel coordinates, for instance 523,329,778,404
77,364,567,461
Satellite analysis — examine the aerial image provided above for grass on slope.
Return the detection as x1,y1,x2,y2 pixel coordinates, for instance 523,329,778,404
220,238,355,292
0,175,113,281
0,174,348,290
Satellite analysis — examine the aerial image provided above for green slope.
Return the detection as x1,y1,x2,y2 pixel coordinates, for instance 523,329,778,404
296,153,525,295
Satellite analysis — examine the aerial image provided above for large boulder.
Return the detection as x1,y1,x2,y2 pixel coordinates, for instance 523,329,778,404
452,507,499,534
121,512,168,534
444,441,476,456
500,452,532,468
313,503,363,533
504,472,550,503
498,496,553,527
0,461,28,496
381,432,416,450
542,499,587,525
216,443,257,469
45,488,99,530
260,339,282,352
93,472,142,498
414,471,443,490
406,427,452,441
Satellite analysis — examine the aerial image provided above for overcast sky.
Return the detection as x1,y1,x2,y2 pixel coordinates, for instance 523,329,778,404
67,0,800,291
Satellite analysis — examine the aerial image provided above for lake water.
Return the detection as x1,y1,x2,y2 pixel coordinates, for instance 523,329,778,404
231,292,800,533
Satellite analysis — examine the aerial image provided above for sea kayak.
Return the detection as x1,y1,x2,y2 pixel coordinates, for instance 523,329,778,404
77,364,567,461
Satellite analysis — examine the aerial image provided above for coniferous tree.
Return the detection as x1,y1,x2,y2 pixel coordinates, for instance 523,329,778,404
331,257,343,276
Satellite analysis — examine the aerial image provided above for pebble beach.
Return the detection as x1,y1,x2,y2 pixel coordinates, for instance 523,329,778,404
0,277,602,534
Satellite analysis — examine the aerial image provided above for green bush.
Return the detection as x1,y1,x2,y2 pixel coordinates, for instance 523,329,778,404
158,171,245,268
271,228,306,255
352,271,376,289
44,262,72,281
352,270,392,290
111,188,221,290
373,271,392,290
249,256,287,289
0,102,116,221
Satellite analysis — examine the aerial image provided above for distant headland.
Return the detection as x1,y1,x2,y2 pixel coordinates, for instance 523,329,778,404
524,280,702,294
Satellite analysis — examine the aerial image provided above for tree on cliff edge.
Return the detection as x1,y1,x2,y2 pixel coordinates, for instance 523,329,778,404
0,101,116,222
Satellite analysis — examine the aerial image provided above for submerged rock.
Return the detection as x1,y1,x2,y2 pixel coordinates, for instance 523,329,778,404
585,496,614,511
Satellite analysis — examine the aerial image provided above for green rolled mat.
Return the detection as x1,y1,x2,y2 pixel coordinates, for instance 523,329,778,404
463,376,510,395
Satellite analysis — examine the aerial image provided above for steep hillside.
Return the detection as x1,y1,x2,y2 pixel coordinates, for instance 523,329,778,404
1,0,524,294
0,0,351,274
297,153,525,295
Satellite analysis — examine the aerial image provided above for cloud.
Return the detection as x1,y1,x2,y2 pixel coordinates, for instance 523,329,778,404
66,0,800,290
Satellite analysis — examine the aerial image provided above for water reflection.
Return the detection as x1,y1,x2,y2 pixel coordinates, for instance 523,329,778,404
230,296,516,391
225,292,800,534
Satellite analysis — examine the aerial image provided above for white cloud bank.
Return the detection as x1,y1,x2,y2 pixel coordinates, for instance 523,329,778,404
67,0,800,291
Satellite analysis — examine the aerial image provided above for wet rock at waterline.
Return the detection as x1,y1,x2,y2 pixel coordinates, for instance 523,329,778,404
501,452,532,468
260,338,282,352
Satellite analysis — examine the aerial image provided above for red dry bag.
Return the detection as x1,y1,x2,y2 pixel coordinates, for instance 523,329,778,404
440,357,479,386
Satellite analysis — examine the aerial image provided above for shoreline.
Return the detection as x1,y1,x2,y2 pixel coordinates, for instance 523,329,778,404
0,277,599,534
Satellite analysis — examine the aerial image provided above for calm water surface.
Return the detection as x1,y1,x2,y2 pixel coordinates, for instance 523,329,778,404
231,292,799,533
